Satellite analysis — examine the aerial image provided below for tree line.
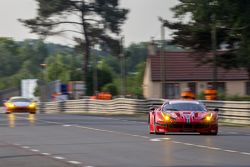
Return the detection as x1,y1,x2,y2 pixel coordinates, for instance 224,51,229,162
0,37,147,97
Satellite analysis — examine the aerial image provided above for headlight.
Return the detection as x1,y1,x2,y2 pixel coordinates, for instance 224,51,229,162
6,102,15,109
161,112,172,121
164,115,171,121
205,113,213,121
28,102,36,108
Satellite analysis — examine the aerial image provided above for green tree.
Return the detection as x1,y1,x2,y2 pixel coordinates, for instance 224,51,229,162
102,55,120,74
0,38,21,77
101,83,118,95
86,60,114,95
126,62,145,98
164,0,250,73
18,40,49,78
125,43,148,73
44,53,73,82
20,0,128,93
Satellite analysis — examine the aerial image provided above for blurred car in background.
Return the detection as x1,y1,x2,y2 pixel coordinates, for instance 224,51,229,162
149,100,218,135
3,96,37,114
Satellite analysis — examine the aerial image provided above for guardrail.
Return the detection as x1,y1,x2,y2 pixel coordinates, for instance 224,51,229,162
38,98,250,125
204,100,250,125
39,98,164,114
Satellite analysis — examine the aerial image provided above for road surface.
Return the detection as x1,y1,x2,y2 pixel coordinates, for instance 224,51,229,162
0,113,249,167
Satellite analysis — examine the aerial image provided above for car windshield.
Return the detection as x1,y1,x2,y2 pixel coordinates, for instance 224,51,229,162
10,98,31,102
163,102,207,112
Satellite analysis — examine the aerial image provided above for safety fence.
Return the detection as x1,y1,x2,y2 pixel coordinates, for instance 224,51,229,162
38,98,250,125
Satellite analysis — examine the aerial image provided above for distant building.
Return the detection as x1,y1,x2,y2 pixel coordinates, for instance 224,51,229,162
143,51,249,99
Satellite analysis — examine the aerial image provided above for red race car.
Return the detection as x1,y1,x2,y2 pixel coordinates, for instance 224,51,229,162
149,100,218,135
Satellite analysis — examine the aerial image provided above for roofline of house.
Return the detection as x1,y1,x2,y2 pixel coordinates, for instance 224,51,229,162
152,79,249,82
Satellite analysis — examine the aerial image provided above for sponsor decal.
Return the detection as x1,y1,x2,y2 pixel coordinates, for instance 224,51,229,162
185,115,191,124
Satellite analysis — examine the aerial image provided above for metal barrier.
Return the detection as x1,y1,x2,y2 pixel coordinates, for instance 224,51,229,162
203,100,250,125
38,98,250,125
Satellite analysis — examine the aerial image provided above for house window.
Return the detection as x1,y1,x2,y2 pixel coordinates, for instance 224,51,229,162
164,83,180,99
188,82,196,95
217,82,226,93
246,82,250,95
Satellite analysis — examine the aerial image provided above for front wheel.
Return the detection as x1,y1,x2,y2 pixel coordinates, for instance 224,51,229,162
200,131,218,135
155,131,165,135
209,131,218,135
154,123,165,135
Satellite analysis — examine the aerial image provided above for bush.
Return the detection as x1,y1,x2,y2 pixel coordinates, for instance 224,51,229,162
224,95,250,101
197,92,205,100
101,83,118,96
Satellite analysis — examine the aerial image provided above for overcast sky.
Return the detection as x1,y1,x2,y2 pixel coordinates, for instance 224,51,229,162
0,0,179,46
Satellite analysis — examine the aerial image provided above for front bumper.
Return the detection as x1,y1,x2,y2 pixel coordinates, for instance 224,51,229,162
155,122,218,133
6,107,36,113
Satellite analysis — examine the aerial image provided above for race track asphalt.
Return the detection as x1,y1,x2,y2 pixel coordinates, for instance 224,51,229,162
0,113,249,167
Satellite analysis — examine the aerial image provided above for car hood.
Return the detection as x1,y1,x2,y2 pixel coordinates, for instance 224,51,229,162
168,111,210,119
12,102,31,107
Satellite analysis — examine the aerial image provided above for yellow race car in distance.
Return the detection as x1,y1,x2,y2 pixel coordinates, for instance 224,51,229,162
4,96,37,114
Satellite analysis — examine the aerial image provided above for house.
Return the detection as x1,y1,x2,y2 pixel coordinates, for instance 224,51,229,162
143,51,249,99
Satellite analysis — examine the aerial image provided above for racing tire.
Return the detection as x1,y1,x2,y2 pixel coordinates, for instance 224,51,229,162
149,114,165,135
154,122,165,135
149,131,155,134
155,131,165,135
149,124,155,134
148,114,154,134
200,131,218,135
209,131,218,135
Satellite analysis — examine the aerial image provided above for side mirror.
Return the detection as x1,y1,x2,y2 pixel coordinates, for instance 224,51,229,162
214,108,219,112
149,106,156,111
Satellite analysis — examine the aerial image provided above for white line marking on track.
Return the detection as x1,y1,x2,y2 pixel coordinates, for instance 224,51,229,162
206,147,221,150
182,142,195,146
42,153,51,156
68,161,82,165
240,152,250,155
172,141,181,144
73,125,150,139
150,138,161,142
18,115,250,157
195,145,208,148
22,146,30,149
150,138,170,142
54,156,65,160
43,121,62,125
16,116,150,140
31,149,39,152
224,149,238,153
171,141,243,154
63,125,72,127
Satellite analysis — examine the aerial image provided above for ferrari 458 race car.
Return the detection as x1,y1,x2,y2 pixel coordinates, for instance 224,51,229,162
3,96,37,114
149,100,218,135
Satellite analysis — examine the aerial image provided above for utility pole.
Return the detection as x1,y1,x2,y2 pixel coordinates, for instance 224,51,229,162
93,49,98,95
120,36,125,97
159,17,166,98
210,3,218,90
40,63,48,102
